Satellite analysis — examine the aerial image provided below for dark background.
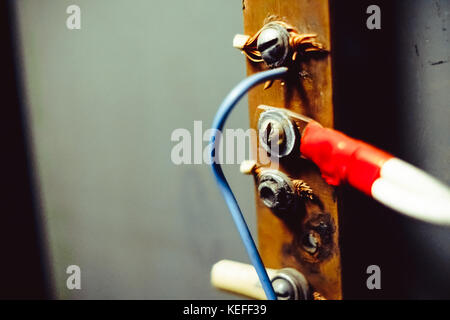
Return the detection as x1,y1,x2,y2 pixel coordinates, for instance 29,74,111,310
331,0,450,298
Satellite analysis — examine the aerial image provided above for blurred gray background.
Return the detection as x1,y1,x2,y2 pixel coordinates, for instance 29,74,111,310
13,0,450,300
15,0,253,299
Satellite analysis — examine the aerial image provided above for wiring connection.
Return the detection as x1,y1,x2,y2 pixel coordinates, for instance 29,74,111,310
210,67,288,300
300,121,450,225
233,21,325,63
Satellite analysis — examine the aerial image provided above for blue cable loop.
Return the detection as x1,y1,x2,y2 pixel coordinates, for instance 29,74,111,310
210,67,288,300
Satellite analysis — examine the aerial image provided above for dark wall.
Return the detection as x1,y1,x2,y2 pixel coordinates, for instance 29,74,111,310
331,0,449,299
0,1,51,299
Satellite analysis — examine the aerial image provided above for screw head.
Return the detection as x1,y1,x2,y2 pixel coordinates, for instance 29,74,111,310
272,268,310,300
257,170,295,211
272,278,295,300
260,119,285,149
256,23,290,68
258,108,297,158
258,180,280,208
302,231,320,254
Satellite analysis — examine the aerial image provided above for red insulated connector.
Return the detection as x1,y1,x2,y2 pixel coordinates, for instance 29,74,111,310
299,122,394,195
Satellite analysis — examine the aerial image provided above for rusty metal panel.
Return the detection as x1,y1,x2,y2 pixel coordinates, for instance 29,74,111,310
242,0,342,299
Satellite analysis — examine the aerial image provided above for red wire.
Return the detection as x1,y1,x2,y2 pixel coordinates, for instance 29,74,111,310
300,121,393,196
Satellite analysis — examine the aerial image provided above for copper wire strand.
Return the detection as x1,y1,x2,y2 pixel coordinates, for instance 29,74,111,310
240,21,326,64
241,28,264,62
289,33,325,62
238,22,326,90
293,179,315,200
313,291,327,300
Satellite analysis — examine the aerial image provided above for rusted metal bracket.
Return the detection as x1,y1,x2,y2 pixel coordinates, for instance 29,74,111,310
242,0,342,299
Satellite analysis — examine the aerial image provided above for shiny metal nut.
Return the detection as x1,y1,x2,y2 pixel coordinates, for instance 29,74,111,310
258,108,297,158
256,22,291,68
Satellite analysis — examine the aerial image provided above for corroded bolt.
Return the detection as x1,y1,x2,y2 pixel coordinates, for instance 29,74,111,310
257,170,295,211
241,162,315,211
302,231,320,255
256,22,291,68
258,180,282,209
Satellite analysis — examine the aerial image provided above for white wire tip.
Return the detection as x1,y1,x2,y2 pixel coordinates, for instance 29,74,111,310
233,34,250,49
372,158,450,226
240,160,258,175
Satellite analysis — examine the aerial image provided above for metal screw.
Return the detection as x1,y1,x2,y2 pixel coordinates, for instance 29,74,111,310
302,231,320,254
301,214,335,260
260,119,285,149
256,22,291,68
258,108,297,158
257,170,295,212
271,268,310,300
272,278,295,300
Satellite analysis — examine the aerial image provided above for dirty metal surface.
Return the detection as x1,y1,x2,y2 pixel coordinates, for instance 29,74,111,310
242,0,342,299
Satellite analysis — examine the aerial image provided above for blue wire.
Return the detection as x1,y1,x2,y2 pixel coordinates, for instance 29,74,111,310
210,67,288,300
